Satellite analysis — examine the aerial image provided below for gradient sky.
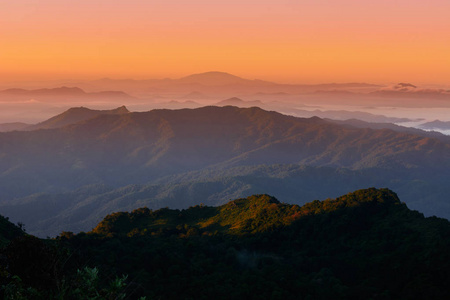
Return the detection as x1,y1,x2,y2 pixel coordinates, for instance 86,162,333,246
1,0,449,84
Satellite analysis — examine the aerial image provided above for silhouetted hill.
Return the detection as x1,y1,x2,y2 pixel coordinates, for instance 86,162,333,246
0,122,31,132
215,97,263,107
177,71,258,86
0,214,24,246
26,105,130,130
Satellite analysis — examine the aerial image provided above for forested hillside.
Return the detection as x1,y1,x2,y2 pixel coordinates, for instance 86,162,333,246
0,215,24,247
2,188,449,299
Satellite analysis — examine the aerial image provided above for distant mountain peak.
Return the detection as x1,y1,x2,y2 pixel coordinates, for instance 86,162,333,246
66,106,90,112
224,97,244,102
183,71,241,78
178,71,249,86
216,97,263,107
180,91,210,99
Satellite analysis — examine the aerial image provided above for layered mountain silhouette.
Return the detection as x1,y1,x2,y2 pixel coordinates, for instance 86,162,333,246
0,106,449,236
26,106,130,130
0,86,136,103
0,106,447,181
368,83,450,107
177,71,261,86
72,72,380,98
215,97,263,107
0,122,31,132
11,73,448,108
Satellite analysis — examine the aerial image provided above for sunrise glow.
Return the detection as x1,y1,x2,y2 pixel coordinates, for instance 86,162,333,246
1,0,449,84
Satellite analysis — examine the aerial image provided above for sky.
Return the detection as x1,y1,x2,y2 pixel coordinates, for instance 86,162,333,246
1,0,449,84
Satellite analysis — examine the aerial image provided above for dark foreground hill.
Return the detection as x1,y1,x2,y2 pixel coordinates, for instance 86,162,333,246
0,215,24,247
4,163,450,237
0,106,449,236
2,188,450,299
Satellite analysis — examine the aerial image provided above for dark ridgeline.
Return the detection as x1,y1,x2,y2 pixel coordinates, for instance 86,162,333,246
0,214,24,247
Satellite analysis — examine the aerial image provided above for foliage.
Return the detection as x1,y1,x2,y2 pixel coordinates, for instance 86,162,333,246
65,188,450,299
3,163,450,238
2,188,450,299
0,236,137,299
0,215,24,247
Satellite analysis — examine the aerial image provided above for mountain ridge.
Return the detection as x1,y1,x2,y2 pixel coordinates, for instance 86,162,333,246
25,105,130,130
3,188,450,299
91,188,401,237
52,188,450,299
0,106,449,236
0,105,448,190
0,86,136,103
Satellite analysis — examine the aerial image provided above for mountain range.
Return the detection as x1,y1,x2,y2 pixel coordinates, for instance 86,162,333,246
0,105,449,236
54,72,450,108
25,106,130,130
419,120,450,131
0,86,136,103
3,72,450,109
215,97,264,107
77,72,380,97
0,100,421,132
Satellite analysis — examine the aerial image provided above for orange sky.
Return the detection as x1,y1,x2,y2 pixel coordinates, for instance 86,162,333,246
1,0,449,85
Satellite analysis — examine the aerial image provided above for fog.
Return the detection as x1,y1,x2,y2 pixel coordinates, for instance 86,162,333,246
1,74,449,135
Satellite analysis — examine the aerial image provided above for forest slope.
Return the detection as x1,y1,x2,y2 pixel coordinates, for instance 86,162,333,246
48,188,450,299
